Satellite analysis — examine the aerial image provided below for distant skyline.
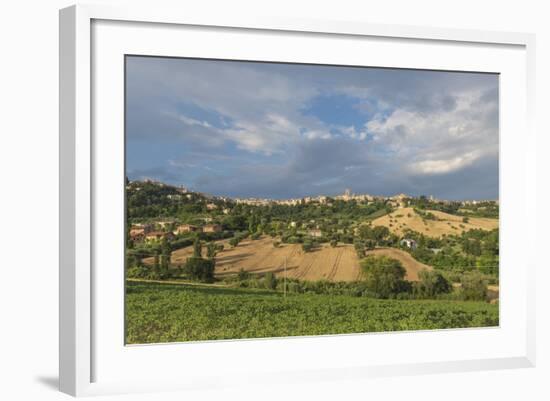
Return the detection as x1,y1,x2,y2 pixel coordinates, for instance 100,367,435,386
126,56,499,201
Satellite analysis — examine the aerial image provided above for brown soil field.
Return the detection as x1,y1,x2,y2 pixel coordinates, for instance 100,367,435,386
371,207,498,238
148,236,432,282
214,237,364,282
363,247,432,281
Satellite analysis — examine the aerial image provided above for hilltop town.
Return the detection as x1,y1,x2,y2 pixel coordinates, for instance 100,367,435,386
131,179,497,208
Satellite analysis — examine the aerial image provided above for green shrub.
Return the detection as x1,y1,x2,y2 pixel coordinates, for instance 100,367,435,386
127,264,150,279
237,268,250,281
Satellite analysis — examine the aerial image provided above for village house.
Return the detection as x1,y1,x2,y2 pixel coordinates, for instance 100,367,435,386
206,203,218,210
129,229,145,242
400,238,418,250
145,231,175,243
308,229,323,238
131,223,153,233
174,224,199,234
128,223,154,242
202,224,223,233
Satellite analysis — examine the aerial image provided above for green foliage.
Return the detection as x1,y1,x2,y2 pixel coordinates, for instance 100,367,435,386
414,208,437,220
414,270,452,298
237,268,250,281
193,237,202,257
263,272,277,290
476,253,499,275
361,256,409,299
126,282,499,344
302,240,314,252
206,242,217,259
183,257,215,282
353,239,365,258
330,239,338,247
460,272,488,301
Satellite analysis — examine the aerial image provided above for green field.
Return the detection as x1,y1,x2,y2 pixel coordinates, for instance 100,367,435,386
126,281,499,344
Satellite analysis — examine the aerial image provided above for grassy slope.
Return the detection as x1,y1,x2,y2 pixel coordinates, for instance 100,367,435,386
372,207,498,238
126,282,499,344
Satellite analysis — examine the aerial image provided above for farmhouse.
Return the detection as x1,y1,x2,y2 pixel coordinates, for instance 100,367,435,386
131,223,153,233
308,229,323,238
203,224,222,233
145,231,174,243
174,224,199,234
129,229,144,242
400,238,418,250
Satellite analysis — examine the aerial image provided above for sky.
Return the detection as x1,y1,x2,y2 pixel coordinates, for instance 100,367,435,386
125,56,499,201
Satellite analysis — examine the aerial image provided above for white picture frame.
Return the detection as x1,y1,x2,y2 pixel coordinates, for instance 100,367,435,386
59,4,536,397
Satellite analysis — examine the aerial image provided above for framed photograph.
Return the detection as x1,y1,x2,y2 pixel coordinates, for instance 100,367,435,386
59,4,536,397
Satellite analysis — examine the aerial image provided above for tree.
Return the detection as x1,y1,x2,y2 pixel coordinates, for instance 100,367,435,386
460,272,487,301
353,239,365,258
372,226,390,242
206,241,217,260
183,257,215,282
152,252,160,278
193,236,202,257
302,240,313,252
159,237,172,277
361,256,408,298
264,272,277,290
415,270,451,298
462,239,482,256
476,253,499,275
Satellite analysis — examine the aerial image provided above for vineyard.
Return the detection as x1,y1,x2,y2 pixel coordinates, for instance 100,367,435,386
125,281,499,344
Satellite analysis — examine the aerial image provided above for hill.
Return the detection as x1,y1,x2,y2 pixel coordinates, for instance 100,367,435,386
145,236,432,282
371,207,498,238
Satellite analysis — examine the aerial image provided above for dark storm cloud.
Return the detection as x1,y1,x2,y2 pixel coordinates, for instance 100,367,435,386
126,56,499,200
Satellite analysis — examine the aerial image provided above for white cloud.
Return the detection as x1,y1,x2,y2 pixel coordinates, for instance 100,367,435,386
410,151,482,175
126,57,499,199
365,90,498,175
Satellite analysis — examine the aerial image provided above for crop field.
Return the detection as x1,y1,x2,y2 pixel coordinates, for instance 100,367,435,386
215,237,363,281
125,281,499,344
144,237,433,282
372,207,498,238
